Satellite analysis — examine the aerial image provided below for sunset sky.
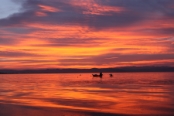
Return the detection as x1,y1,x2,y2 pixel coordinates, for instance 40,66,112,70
0,0,174,69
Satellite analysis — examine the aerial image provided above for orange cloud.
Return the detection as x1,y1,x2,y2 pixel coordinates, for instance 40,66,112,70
69,0,125,15
38,5,60,12
83,5,125,15
1,0,174,69
35,12,47,17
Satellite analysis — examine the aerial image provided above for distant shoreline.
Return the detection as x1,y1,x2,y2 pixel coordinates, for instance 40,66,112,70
0,66,174,74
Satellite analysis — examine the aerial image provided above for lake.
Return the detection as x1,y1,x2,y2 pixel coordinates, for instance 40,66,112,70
0,72,174,116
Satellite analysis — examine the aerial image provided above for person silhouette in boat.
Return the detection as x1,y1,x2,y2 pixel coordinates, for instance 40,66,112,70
99,72,103,78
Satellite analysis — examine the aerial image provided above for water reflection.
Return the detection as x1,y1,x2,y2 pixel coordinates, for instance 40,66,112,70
0,72,174,115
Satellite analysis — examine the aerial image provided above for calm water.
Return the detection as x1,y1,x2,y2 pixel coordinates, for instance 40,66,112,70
0,72,174,115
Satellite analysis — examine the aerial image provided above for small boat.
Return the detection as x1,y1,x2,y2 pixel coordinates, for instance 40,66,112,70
92,74,101,77
92,72,103,78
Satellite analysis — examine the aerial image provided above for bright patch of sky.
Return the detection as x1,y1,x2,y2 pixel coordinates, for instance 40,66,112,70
0,0,23,19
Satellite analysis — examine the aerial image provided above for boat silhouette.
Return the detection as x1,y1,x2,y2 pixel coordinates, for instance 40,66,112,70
92,72,103,78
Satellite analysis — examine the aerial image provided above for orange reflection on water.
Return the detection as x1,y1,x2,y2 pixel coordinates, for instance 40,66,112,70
0,73,174,115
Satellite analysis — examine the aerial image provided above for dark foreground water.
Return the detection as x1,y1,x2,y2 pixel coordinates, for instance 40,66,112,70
0,72,174,116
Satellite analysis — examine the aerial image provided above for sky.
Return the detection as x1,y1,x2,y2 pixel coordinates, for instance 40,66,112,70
0,0,174,69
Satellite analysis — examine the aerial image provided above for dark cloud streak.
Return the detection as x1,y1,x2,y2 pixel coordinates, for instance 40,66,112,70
0,51,41,57
58,53,174,66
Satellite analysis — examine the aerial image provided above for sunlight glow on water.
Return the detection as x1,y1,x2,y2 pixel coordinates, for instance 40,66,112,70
0,72,174,115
